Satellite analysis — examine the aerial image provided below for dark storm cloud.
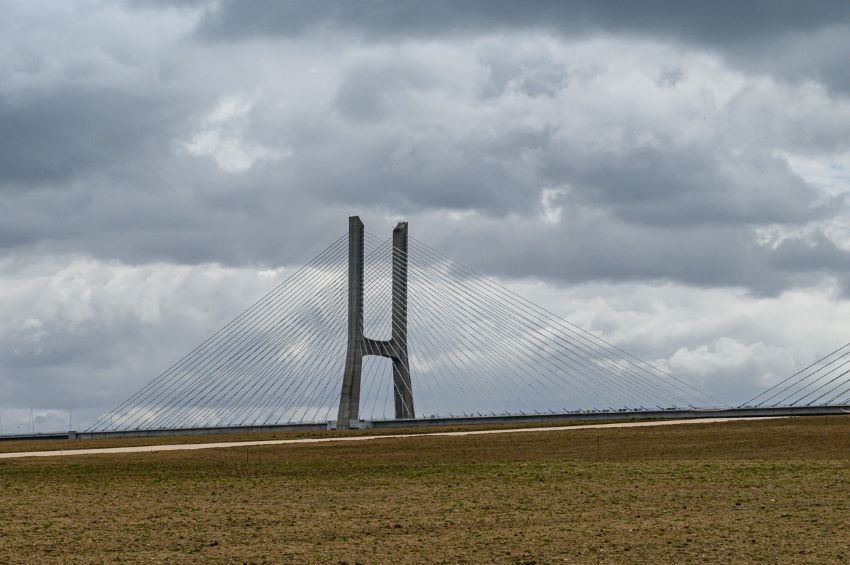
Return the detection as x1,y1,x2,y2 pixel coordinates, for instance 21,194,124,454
0,87,181,187
333,61,435,122
551,144,831,227
0,167,355,268
769,232,850,274
197,0,847,45
415,212,790,294
197,0,850,94
0,1,847,292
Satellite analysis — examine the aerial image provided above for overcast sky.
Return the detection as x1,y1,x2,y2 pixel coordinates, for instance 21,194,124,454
2,1,850,432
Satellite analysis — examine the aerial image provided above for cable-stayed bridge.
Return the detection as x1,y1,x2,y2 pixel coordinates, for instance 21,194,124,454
82,217,850,437
743,344,850,409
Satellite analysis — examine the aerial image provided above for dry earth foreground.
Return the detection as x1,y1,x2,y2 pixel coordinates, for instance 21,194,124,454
1,417,849,563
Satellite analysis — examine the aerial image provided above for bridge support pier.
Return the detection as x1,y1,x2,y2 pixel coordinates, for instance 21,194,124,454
337,217,414,429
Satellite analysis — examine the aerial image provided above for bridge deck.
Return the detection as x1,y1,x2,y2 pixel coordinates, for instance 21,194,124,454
1,404,847,442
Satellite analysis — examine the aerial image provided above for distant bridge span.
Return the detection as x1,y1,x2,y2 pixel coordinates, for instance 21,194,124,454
71,217,850,437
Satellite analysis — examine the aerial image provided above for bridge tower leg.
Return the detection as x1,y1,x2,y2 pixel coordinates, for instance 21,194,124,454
337,217,414,429
337,216,365,428
391,222,414,420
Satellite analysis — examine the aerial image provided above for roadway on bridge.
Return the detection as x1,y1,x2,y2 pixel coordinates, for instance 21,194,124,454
0,416,785,460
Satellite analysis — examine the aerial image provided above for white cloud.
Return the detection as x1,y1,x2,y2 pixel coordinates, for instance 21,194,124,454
184,95,290,173
540,186,567,224
507,277,850,402
0,254,295,430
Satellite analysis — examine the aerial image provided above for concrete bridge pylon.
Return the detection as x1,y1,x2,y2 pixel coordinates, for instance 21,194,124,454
336,216,414,429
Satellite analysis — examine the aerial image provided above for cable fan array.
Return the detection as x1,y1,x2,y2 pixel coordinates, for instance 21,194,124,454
742,341,850,408
382,234,717,418
89,230,717,432
88,234,354,432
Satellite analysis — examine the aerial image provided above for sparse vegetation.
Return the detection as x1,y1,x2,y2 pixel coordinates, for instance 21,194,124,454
1,416,849,563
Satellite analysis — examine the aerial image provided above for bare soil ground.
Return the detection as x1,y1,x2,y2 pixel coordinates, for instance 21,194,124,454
1,416,849,564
